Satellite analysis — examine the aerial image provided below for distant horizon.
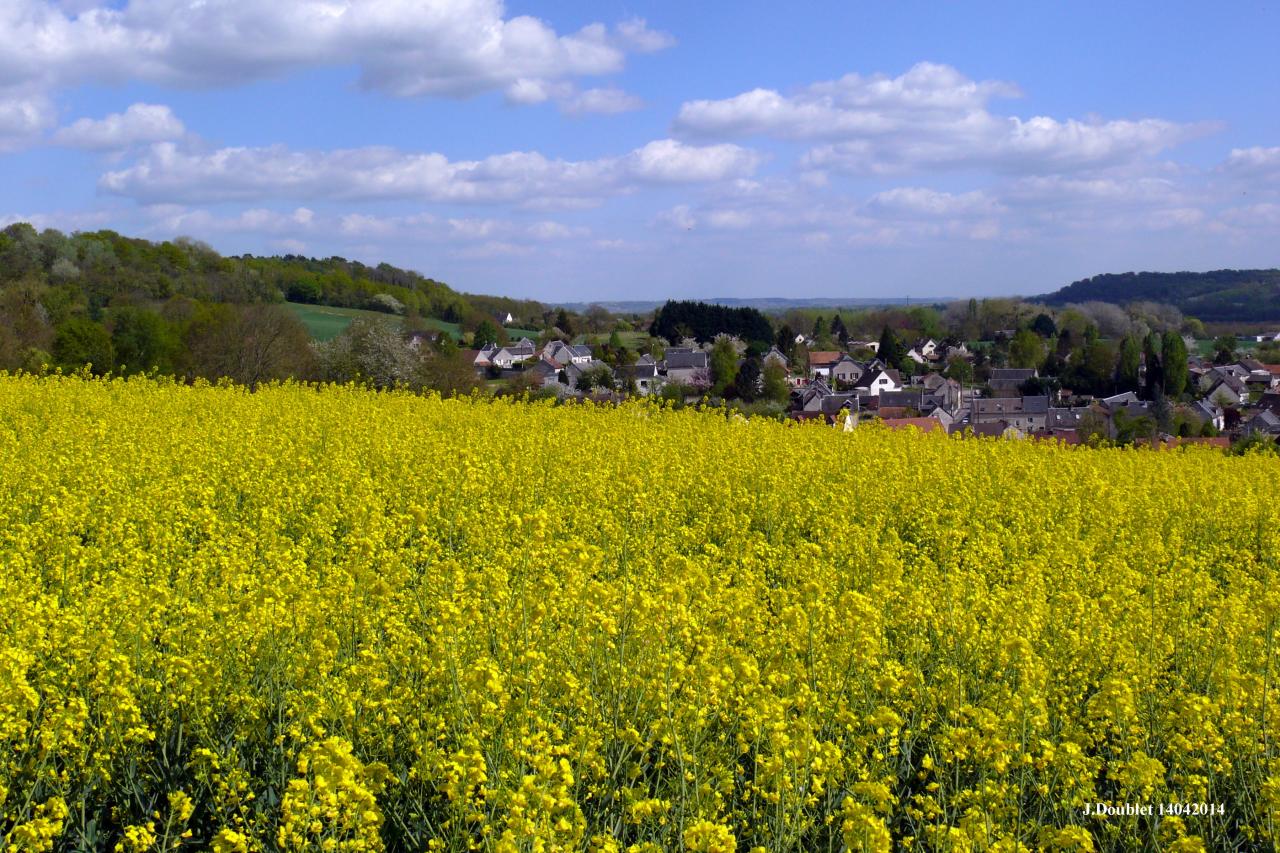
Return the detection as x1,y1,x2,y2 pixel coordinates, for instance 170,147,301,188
2,2,1277,300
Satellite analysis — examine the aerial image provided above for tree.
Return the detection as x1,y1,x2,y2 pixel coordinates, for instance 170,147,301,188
1116,335,1141,393
1211,334,1237,365
181,304,315,388
728,356,762,402
1009,329,1045,369
811,315,829,343
585,304,612,333
709,338,739,397
472,319,500,349
417,337,480,396
1161,331,1188,399
877,326,905,370
110,307,177,374
943,356,973,385
1030,313,1057,338
313,319,417,389
830,314,849,346
1142,334,1163,399
555,309,575,338
761,359,790,404
53,318,114,375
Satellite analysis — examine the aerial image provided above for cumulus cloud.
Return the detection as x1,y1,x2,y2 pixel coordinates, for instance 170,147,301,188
0,1,673,101
0,94,55,151
52,102,185,150
676,63,1020,140
676,62,1202,174
868,187,1003,217
1220,146,1280,183
99,139,762,204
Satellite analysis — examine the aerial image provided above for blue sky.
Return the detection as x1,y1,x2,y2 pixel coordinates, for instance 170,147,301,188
1,1,1278,301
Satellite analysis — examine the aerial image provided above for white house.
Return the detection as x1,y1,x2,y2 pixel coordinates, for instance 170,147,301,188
853,368,902,397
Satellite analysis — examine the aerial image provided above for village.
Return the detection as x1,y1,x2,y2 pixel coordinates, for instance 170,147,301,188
462,327,1280,448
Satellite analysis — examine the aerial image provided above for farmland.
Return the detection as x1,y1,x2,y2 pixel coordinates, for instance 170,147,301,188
1,375,1278,851
286,303,463,342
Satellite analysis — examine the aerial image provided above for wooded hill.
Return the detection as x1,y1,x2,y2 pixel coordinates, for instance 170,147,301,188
0,222,548,330
1039,269,1280,322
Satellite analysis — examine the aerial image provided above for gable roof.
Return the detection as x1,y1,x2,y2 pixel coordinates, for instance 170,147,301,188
990,368,1037,383
664,350,708,370
807,351,842,367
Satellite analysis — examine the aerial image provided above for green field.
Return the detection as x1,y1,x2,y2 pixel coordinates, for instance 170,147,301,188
287,303,462,342
1194,337,1259,357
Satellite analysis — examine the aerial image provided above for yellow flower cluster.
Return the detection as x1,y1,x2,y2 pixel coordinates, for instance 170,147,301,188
0,373,1278,851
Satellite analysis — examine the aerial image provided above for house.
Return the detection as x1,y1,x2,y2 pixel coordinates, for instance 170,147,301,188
1205,376,1248,408
795,379,858,416
662,348,710,385
405,330,438,352
879,389,925,412
1101,391,1140,406
967,420,1024,439
852,367,902,397
988,368,1037,397
1243,410,1280,437
830,354,864,386
763,346,789,369
970,395,1049,432
472,342,498,368
1046,407,1089,430
1191,400,1226,432
543,340,593,366
929,408,958,432
525,358,562,390
498,311,515,325
920,376,962,414
622,354,662,395
807,351,843,379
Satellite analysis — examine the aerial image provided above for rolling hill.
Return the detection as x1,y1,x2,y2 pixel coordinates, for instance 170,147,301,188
1038,269,1280,322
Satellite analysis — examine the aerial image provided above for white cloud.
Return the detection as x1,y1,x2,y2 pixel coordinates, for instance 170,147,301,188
1221,146,1280,183
623,139,763,184
99,139,762,204
614,17,676,53
0,94,55,151
52,102,185,150
560,87,643,115
802,115,1192,175
0,1,673,101
676,63,1019,140
676,62,1202,175
869,187,1003,217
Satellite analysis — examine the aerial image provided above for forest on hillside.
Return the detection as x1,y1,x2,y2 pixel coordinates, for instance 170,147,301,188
0,222,548,383
1040,269,1280,322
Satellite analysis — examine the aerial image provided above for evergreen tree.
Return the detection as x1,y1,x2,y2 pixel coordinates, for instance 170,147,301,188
830,314,849,346
1161,331,1188,399
1116,335,1142,393
877,325,905,370
1142,334,1163,399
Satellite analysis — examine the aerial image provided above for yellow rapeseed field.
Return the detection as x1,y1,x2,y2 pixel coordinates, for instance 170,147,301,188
1,374,1278,852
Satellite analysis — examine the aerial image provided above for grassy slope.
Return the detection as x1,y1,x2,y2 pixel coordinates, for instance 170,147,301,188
287,303,463,342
